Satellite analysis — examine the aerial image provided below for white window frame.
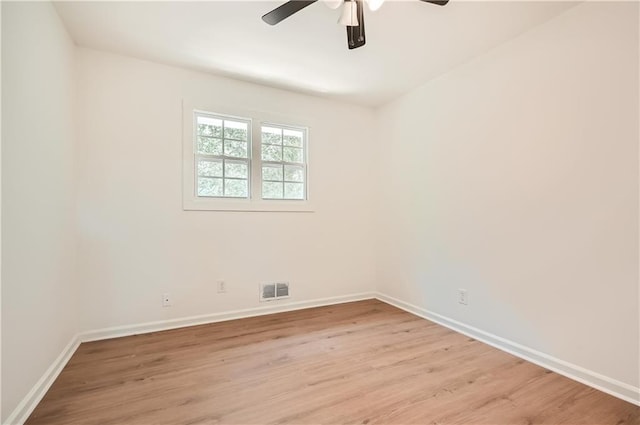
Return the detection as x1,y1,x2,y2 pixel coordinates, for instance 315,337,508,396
260,122,308,201
182,101,313,212
193,111,252,200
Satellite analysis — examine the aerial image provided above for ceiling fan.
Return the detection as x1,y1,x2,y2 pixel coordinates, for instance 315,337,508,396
262,0,449,50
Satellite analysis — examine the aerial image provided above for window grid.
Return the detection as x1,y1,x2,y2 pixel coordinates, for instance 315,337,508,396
194,112,251,199
260,124,307,201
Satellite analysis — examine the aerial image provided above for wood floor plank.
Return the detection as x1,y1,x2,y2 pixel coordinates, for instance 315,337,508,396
26,300,639,424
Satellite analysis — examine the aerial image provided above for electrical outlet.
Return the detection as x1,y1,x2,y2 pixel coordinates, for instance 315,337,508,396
217,280,226,293
162,293,172,307
458,289,468,305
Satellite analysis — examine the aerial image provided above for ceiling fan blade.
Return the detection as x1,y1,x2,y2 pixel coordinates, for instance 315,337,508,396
346,0,365,50
419,0,449,5
262,1,318,25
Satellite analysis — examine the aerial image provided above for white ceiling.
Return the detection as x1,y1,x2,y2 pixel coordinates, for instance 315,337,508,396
54,0,578,106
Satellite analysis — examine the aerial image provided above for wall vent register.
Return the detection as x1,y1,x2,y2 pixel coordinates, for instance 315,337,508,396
260,282,290,301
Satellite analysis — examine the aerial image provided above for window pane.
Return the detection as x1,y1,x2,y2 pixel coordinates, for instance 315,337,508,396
224,120,248,141
224,140,248,158
284,182,304,200
198,177,223,197
197,137,222,155
197,117,222,138
262,144,282,162
262,181,283,199
284,165,304,182
283,129,303,147
283,147,304,163
224,178,248,198
262,165,283,181
198,159,222,177
262,126,282,145
225,161,248,179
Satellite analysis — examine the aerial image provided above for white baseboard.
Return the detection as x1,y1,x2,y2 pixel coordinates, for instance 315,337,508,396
79,292,376,342
3,335,81,425
375,292,640,407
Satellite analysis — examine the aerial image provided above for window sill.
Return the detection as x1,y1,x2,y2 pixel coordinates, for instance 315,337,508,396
183,198,315,213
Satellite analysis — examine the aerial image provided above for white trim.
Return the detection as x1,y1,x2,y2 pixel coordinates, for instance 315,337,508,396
183,197,315,213
374,292,640,407
79,292,374,342
3,335,81,425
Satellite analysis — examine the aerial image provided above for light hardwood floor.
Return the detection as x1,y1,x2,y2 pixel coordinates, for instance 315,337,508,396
27,300,639,424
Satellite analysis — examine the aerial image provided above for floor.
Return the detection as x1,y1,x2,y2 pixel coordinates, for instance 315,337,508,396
27,300,639,424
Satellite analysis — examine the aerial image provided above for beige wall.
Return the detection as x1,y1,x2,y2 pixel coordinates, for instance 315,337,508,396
377,1,639,390
2,2,79,420
75,48,378,332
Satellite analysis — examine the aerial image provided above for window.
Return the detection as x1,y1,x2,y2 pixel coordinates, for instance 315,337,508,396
183,105,312,212
261,125,307,200
194,112,250,198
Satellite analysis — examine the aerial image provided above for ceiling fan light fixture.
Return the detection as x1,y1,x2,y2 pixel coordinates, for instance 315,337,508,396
262,0,449,50
338,0,359,26
366,0,385,11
